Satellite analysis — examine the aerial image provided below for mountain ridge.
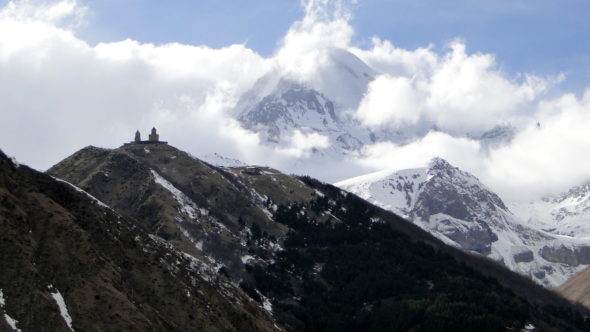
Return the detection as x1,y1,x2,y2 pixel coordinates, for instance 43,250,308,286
336,157,590,287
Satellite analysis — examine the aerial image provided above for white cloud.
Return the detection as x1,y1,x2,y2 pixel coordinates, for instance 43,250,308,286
352,38,561,135
356,75,423,127
352,88,590,202
274,0,353,81
0,0,86,28
94,40,268,86
482,90,590,200
350,37,438,79
355,131,482,173
280,130,330,158
426,41,554,133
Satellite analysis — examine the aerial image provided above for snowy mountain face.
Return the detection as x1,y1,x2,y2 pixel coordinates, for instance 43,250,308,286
237,78,370,157
512,181,590,239
234,49,393,159
336,158,590,287
234,49,516,161
239,80,341,143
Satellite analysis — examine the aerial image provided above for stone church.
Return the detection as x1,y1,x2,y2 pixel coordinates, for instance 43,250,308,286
131,127,167,144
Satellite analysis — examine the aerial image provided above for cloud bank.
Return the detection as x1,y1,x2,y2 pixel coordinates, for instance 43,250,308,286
0,0,588,202
352,39,561,135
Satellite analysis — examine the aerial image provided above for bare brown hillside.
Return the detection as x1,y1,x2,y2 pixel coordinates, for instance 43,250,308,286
558,267,590,308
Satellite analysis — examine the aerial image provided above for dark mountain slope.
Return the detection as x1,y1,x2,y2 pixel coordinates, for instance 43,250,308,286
0,150,276,331
47,143,590,331
248,177,590,331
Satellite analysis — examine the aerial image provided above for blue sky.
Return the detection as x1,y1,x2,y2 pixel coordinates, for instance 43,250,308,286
77,0,590,94
78,0,302,55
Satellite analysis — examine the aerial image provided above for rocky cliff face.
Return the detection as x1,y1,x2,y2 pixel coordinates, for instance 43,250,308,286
0,149,276,331
336,158,590,287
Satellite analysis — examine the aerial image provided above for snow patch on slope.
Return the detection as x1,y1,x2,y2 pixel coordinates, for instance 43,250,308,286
178,223,204,251
201,153,247,167
9,156,20,168
52,177,112,211
49,286,74,331
0,290,21,332
262,296,273,313
151,170,204,219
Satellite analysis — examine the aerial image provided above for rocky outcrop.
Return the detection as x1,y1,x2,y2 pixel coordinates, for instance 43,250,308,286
434,218,497,255
540,245,590,266
514,250,535,263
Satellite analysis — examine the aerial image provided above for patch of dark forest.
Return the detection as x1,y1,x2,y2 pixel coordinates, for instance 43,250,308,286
242,176,590,332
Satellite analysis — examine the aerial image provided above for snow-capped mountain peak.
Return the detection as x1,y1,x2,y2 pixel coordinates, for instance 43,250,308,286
336,157,505,220
238,79,341,142
233,49,518,163
337,157,590,287
232,48,384,158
